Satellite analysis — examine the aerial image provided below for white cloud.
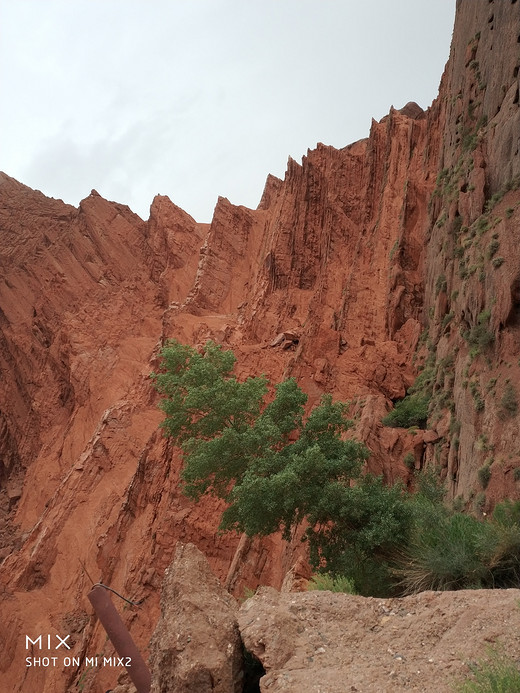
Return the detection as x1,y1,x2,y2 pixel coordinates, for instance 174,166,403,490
0,0,456,222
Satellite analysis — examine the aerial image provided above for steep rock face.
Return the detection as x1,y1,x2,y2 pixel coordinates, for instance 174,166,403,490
0,178,220,693
185,196,268,315
179,105,440,479
421,0,520,507
236,109,438,477
241,112,430,352
439,0,520,196
146,194,206,304
0,176,296,693
0,117,432,693
1,2,520,691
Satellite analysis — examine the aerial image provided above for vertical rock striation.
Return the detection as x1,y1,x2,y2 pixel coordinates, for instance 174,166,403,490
423,0,520,505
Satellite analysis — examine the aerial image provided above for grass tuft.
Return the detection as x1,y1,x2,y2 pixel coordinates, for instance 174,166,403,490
455,647,520,692
307,573,357,594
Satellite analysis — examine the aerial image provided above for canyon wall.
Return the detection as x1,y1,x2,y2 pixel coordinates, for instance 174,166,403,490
424,0,520,506
1,1,520,691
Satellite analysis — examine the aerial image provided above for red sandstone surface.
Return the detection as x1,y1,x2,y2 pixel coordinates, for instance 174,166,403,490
1,1,520,691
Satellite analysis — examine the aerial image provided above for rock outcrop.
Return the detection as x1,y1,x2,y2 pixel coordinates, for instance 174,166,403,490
239,587,520,693
109,543,520,693
149,543,243,693
1,1,520,691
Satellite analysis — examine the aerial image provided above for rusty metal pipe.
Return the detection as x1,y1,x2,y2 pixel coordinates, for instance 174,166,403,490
88,584,151,693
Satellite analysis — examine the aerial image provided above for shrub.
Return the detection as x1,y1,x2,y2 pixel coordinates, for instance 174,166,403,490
492,498,520,528
308,474,412,597
452,496,466,513
470,381,485,412
486,239,499,259
475,216,490,235
382,393,430,429
488,511,520,587
394,491,520,595
415,466,446,505
491,257,504,268
451,215,463,237
485,378,497,393
477,463,492,489
450,418,462,436
442,311,455,328
403,452,415,470
465,309,494,351
240,586,256,603
462,131,478,152
501,382,518,417
394,507,494,594
435,274,447,295
474,492,487,514
307,573,357,594
484,190,504,213
476,435,492,453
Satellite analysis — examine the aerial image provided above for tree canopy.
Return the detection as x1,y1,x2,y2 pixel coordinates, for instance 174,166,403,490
150,340,402,574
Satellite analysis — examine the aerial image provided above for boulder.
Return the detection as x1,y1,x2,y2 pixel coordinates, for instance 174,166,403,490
149,543,243,693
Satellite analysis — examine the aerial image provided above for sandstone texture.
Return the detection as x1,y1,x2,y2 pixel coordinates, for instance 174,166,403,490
0,1,520,691
239,587,520,693
423,0,520,507
149,543,243,693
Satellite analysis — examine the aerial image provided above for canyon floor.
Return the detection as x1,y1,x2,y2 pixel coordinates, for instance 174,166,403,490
127,543,520,693
239,586,520,693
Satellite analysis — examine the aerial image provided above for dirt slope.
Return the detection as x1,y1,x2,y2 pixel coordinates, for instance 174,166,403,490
240,587,520,693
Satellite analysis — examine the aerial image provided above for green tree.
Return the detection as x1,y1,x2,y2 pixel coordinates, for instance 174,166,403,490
152,340,413,589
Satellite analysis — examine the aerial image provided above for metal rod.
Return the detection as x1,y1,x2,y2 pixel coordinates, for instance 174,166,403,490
92,582,144,606
87,584,151,693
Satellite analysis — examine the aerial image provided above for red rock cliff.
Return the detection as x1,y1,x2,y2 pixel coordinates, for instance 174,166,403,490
1,1,520,691
423,0,520,506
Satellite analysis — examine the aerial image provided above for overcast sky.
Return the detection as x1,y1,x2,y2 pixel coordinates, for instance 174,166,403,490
1,1,455,223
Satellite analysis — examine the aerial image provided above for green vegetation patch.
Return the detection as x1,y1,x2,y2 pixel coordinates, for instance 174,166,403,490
477,462,492,490
501,382,518,417
464,309,494,353
382,393,430,429
307,573,357,594
455,647,520,693
382,357,436,430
